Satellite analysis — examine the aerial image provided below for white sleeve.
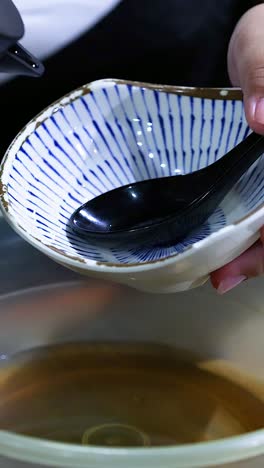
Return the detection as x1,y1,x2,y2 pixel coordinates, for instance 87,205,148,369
0,0,121,84
13,0,121,59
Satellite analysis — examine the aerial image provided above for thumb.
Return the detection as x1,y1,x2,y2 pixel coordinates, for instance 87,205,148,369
228,4,264,134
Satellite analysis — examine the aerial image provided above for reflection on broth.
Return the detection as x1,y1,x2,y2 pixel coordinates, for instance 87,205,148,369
0,343,263,447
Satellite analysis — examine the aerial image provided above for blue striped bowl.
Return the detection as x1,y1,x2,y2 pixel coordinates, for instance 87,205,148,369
1,79,264,293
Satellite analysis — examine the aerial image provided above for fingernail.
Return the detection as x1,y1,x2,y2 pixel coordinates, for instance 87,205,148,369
254,98,264,124
217,275,247,295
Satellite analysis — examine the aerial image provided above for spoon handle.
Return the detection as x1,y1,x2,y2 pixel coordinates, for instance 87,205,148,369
222,131,264,169
207,131,264,179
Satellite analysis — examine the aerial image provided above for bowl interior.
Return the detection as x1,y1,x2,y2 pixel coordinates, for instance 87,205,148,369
2,81,264,266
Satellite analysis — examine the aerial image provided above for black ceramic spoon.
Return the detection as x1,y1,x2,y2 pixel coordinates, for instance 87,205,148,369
70,132,264,247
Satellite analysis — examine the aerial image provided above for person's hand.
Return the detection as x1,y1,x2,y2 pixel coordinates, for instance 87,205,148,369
211,4,264,294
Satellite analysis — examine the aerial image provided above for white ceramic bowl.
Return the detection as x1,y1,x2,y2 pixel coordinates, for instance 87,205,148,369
1,79,264,293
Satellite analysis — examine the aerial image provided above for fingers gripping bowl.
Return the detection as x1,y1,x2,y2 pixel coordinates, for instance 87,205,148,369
1,79,264,293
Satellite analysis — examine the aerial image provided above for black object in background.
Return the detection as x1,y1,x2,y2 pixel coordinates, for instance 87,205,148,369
0,0,44,77
0,0,261,158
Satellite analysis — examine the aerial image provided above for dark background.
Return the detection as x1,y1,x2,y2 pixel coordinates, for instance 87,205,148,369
0,0,262,158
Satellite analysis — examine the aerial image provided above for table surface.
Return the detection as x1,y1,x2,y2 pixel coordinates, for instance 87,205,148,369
0,216,79,296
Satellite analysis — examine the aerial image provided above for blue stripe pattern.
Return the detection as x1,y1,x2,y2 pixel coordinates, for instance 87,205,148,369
5,82,263,265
